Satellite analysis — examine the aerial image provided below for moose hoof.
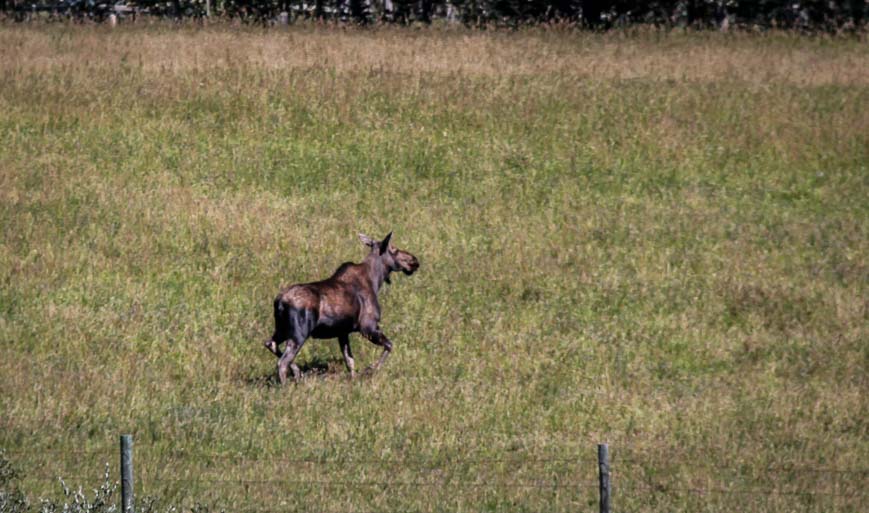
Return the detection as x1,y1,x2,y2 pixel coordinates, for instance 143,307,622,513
264,340,282,357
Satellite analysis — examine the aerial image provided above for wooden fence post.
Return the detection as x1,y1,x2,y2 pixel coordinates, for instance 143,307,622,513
120,434,134,513
598,443,610,513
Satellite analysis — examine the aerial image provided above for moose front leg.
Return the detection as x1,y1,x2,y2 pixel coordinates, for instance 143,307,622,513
361,325,393,372
338,334,356,379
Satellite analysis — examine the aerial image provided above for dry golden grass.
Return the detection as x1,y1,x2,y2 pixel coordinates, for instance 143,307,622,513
1,25,867,85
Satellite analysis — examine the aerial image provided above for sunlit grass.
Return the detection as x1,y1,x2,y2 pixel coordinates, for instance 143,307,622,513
0,23,867,512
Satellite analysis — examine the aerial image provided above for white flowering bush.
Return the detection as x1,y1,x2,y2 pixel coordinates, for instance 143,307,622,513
0,454,210,513
38,466,117,513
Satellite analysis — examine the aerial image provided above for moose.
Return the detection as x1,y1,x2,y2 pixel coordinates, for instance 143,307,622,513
263,232,419,383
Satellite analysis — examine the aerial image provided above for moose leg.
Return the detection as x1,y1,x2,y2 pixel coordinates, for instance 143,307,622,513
276,307,316,385
264,335,283,358
362,325,393,372
277,338,304,384
338,334,356,379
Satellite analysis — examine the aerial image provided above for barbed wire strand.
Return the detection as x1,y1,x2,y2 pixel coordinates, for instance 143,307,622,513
6,446,867,476
1,448,112,457
142,453,588,467
610,458,869,475
622,483,868,498
21,469,864,500
143,476,599,490
14,470,866,503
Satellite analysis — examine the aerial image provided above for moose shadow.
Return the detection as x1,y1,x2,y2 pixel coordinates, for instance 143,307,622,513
244,355,369,388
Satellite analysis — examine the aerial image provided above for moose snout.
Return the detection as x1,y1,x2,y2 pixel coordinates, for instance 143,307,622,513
403,256,420,275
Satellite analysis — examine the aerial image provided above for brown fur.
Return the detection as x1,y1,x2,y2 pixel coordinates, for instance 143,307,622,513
264,232,419,383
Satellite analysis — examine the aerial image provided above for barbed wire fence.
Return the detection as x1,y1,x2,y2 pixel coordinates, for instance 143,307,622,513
3,437,867,513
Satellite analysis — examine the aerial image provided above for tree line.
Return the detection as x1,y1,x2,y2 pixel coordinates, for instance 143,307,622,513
1,0,866,30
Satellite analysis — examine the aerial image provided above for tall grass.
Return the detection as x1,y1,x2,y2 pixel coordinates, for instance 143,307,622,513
0,24,867,512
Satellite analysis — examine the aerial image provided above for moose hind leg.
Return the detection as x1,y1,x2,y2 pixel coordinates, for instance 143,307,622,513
264,335,283,358
338,335,356,379
268,296,293,358
276,308,316,385
277,338,304,384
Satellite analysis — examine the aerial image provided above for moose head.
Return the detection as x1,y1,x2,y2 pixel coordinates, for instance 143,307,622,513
359,232,420,278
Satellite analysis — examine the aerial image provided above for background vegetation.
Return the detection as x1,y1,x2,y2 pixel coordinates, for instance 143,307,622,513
1,24,867,512
2,0,867,30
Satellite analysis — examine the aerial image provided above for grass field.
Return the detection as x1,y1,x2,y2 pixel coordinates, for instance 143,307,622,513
0,23,867,512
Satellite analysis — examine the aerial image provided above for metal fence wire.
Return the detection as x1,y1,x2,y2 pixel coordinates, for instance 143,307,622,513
3,439,867,513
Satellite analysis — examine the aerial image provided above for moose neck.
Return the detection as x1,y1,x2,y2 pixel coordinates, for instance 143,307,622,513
364,252,391,295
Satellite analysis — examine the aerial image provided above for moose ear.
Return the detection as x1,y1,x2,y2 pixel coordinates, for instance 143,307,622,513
379,232,393,255
359,233,377,248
